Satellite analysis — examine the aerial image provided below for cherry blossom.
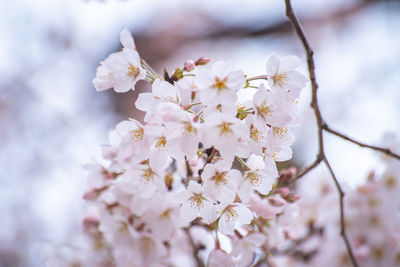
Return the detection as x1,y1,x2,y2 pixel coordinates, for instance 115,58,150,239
93,28,146,93
178,181,218,224
238,154,277,203
265,54,307,96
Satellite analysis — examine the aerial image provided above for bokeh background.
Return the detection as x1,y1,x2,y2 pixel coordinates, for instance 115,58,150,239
1,0,399,266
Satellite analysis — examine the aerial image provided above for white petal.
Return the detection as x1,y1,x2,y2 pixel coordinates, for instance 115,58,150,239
124,49,140,66
279,55,301,72
265,54,280,75
120,28,135,49
135,93,154,111
199,201,218,224
238,180,253,203
235,204,253,225
180,201,198,223
139,182,156,199
218,211,236,235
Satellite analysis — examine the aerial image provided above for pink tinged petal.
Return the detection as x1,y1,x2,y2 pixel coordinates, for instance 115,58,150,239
264,157,279,178
115,120,137,135
180,201,199,222
199,201,218,224
237,250,255,267
215,159,233,171
195,69,214,89
212,61,233,77
246,233,267,246
227,169,242,189
235,204,253,225
165,137,184,160
135,93,154,111
187,181,203,194
113,77,133,93
202,163,217,181
238,180,253,203
285,70,308,90
265,54,280,75
246,154,264,170
153,80,178,100
274,146,293,162
180,135,199,159
124,49,141,66
120,28,135,49
93,64,113,91
208,250,233,267
205,184,236,204
226,70,246,90
173,190,191,204
139,181,156,199
216,90,238,106
255,173,273,195
218,211,236,235
279,55,301,72
252,84,268,107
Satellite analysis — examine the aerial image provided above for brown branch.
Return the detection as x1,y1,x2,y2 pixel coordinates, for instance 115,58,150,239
324,125,400,160
288,156,323,186
323,158,358,266
284,1,359,266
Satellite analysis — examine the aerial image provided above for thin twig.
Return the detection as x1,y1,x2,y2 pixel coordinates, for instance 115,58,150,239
323,158,358,266
283,1,359,266
324,125,400,160
288,156,323,186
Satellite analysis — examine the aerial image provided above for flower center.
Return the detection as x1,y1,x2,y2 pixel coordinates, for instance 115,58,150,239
213,77,228,91
190,193,205,210
224,206,239,221
183,121,196,134
246,172,261,186
129,127,144,142
250,126,262,141
272,72,287,87
273,127,288,138
213,171,227,185
141,167,156,182
257,102,273,117
155,136,166,148
385,176,396,188
218,122,233,136
127,63,140,77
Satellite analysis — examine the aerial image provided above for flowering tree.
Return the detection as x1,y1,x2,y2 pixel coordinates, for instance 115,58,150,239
45,1,400,266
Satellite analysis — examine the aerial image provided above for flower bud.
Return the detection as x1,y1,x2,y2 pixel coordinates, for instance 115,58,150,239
268,197,285,207
184,60,195,71
195,57,210,66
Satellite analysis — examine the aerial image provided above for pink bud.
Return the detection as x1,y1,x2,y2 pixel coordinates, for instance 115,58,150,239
277,187,290,197
195,57,210,66
184,60,195,71
83,189,97,200
83,217,99,229
268,197,285,207
284,193,301,203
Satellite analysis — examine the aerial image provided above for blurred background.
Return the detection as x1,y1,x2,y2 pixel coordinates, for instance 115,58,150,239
1,0,399,266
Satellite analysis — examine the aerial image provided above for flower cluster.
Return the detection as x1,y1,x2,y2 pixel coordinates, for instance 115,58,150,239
48,28,307,267
261,134,400,267
45,28,400,267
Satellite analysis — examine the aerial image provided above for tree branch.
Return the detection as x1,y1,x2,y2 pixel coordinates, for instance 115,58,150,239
323,125,400,160
283,1,359,266
323,158,358,266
